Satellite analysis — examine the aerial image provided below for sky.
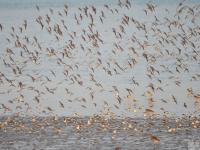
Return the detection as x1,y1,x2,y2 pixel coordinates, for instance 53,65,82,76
0,0,200,8
0,0,200,117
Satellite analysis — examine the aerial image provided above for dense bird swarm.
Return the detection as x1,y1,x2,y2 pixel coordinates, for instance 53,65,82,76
0,0,200,145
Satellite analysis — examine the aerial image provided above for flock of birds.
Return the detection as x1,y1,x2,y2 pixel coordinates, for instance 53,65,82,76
0,0,200,145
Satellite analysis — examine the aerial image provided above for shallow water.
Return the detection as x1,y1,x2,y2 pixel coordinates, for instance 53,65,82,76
0,116,200,150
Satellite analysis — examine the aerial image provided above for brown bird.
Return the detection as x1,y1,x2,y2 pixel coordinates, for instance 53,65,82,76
0,23,3,31
36,5,40,11
59,101,64,108
149,133,160,144
47,107,53,111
